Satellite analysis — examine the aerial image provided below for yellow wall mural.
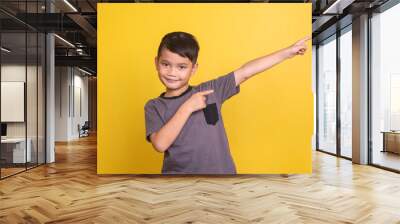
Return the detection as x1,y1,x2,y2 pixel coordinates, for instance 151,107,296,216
98,3,313,174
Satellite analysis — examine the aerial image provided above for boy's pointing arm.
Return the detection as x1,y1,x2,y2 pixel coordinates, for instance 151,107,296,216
233,36,311,86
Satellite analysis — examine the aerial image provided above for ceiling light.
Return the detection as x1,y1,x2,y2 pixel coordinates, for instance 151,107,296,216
77,67,93,76
54,34,75,48
1,47,11,53
323,0,355,15
63,0,78,12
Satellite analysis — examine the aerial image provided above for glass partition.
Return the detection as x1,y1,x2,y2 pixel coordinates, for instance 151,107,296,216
0,1,46,179
1,30,28,177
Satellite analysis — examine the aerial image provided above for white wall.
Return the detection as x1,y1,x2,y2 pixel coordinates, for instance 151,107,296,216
55,66,69,141
55,67,89,141
1,65,39,137
1,65,26,133
72,72,89,138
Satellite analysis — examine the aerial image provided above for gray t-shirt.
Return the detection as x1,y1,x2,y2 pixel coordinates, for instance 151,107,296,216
144,72,240,174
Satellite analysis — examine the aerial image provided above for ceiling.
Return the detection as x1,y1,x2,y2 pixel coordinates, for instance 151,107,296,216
0,0,395,75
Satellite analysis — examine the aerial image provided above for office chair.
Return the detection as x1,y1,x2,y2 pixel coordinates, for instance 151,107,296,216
79,121,90,138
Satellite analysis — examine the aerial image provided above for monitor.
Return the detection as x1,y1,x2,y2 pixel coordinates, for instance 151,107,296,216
1,123,7,137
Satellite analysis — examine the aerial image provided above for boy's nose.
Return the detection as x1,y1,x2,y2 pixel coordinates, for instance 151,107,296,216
166,70,178,77
166,73,178,79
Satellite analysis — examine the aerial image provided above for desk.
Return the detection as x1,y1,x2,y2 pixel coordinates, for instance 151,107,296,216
1,138,31,163
381,131,400,154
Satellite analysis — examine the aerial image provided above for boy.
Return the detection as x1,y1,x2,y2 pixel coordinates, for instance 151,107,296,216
145,31,310,174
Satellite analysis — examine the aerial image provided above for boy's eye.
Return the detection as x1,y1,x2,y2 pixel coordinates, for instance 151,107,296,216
178,66,187,70
161,63,169,67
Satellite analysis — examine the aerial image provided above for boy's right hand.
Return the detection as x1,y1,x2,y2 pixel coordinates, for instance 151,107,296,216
182,90,214,113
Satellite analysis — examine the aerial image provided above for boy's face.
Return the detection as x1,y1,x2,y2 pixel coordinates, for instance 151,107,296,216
155,48,198,90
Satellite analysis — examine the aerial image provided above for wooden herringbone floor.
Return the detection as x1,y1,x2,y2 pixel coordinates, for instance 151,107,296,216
1,134,400,224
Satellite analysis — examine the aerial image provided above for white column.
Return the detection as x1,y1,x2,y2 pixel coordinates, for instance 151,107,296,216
352,14,369,164
45,1,55,163
46,33,55,163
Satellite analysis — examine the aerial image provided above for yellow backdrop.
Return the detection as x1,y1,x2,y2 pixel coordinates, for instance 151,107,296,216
98,3,313,174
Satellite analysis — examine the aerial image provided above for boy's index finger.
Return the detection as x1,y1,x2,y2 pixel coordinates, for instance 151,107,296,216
301,36,312,43
199,89,214,95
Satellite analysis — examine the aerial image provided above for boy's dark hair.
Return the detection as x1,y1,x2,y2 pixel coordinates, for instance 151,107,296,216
157,31,200,64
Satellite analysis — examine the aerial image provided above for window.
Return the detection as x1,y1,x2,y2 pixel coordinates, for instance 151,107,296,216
340,26,352,158
317,35,337,154
370,2,400,171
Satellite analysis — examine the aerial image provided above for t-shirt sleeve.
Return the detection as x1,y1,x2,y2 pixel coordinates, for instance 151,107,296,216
198,71,240,103
144,100,164,143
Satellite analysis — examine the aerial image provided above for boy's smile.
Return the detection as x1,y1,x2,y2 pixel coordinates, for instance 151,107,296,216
155,48,198,97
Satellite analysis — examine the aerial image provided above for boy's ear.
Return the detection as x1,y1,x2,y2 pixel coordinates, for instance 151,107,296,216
191,62,198,75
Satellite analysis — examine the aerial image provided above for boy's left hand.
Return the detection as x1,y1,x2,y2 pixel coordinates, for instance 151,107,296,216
286,36,311,58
